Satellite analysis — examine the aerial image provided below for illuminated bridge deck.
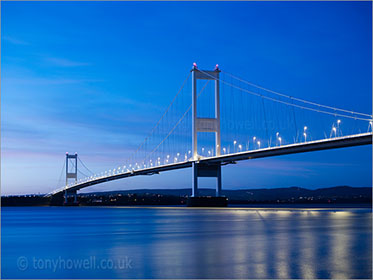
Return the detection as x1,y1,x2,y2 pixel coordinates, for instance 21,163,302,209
48,132,372,196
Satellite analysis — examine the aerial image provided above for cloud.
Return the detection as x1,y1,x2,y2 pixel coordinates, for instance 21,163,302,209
2,36,29,45
45,57,90,67
3,77,101,85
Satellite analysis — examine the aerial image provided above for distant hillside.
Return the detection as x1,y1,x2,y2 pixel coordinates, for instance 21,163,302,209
2,186,371,206
80,186,372,203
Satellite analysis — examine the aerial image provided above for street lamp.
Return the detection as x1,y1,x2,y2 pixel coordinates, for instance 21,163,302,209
337,120,341,137
276,132,281,146
257,141,261,149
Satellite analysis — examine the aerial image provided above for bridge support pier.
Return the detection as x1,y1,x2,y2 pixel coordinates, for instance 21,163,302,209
216,165,222,197
191,162,222,197
64,190,68,204
189,162,227,207
64,189,79,206
192,162,199,197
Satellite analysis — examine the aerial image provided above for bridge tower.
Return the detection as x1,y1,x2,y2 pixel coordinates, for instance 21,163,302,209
65,152,78,204
191,64,222,198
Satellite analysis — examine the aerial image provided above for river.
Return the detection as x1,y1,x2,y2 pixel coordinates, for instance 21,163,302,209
1,206,372,279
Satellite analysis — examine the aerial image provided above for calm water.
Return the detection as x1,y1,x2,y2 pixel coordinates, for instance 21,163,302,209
1,206,372,279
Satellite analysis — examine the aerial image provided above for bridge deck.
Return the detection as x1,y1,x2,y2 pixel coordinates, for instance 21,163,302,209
48,132,372,196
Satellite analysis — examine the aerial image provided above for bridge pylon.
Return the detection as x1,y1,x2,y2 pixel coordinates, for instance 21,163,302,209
191,64,222,199
64,152,78,205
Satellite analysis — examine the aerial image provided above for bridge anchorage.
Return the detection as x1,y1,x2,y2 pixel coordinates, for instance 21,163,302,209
48,63,372,207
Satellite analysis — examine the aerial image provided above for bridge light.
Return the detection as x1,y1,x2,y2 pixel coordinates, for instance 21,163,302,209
257,141,261,148
332,127,337,137
193,62,198,69
238,144,242,151
337,119,341,124
233,140,237,145
303,132,307,142
188,150,191,154
279,137,282,145
304,126,307,131
223,147,226,154
177,153,180,157
253,136,256,141
276,132,279,137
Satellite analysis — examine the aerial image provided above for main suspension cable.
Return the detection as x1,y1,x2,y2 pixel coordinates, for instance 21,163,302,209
222,70,372,118
198,69,372,122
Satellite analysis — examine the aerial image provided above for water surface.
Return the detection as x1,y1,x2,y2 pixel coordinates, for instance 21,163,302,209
2,206,372,279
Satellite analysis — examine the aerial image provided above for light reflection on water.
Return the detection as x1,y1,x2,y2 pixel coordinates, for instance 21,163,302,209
1,207,372,279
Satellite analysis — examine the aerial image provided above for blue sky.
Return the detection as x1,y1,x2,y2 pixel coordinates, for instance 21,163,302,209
1,1,372,195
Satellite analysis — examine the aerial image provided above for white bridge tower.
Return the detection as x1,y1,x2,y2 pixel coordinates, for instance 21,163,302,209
191,63,222,198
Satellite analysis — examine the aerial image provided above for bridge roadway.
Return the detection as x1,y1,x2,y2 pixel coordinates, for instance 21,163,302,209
48,132,372,196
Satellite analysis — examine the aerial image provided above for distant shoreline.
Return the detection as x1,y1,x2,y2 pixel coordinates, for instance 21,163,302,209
2,186,371,207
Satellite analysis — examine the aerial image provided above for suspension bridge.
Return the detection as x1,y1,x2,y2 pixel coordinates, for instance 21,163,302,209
47,64,372,205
